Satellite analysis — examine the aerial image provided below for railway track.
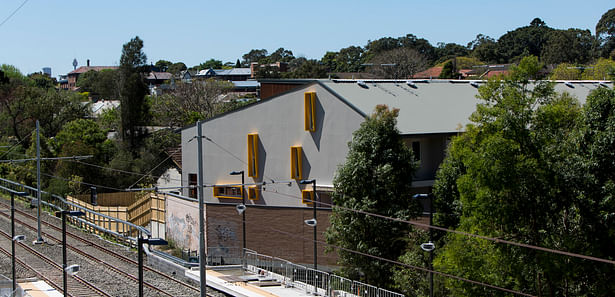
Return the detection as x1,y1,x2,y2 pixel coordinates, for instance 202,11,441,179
0,229,112,297
0,197,224,297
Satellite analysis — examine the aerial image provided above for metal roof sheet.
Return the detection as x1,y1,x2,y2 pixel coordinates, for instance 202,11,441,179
320,80,610,135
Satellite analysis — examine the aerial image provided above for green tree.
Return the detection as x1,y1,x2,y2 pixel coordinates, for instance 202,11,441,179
154,60,172,72
596,8,615,58
541,28,597,64
151,80,233,128
194,59,223,70
438,60,459,79
432,56,589,296
550,63,583,80
468,34,500,63
168,62,187,75
119,36,149,149
241,49,268,65
581,58,615,80
285,59,328,78
367,47,428,79
325,105,421,288
496,18,554,63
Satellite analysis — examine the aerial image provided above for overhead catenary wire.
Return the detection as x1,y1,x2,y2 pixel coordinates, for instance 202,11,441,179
0,130,34,159
260,187,615,266
0,0,29,28
191,130,615,266
267,227,536,297
127,148,182,189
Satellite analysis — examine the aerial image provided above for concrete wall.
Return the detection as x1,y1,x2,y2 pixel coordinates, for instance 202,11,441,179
404,134,452,181
182,83,365,207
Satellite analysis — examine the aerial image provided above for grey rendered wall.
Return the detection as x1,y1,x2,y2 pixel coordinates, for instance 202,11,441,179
182,83,365,207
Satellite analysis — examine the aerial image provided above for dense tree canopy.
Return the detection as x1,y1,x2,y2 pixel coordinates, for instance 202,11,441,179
326,105,421,289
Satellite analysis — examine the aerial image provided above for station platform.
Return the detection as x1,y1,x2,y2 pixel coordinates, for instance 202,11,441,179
186,267,315,297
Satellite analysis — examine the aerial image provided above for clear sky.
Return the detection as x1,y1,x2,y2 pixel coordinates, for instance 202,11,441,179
1,0,613,78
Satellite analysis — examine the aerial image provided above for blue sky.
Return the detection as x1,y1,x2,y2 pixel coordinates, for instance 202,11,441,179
1,0,613,77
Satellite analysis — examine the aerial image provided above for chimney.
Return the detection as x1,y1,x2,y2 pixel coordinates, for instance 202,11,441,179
87,59,90,67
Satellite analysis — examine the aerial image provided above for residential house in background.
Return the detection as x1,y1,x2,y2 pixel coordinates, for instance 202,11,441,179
196,68,252,81
67,60,118,90
175,78,608,266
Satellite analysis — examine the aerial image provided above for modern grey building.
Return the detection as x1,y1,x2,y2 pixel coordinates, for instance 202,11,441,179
180,79,609,208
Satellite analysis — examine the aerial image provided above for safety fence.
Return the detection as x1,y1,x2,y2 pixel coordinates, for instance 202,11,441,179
0,177,151,246
244,249,404,297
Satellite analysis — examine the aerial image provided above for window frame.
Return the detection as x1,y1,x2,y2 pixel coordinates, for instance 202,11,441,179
248,186,259,200
247,133,259,178
213,185,243,199
304,92,316,132
302,189,314,205
290,146,303,179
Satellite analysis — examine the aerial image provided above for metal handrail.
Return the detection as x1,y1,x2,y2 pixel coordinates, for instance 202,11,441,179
0,177,151,237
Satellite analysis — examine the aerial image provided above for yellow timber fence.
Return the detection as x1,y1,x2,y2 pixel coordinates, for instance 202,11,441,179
67,192,165,237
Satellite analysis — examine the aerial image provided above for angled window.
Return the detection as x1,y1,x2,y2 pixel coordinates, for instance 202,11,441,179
302,189,314,205
188,173,197,198
304,92,316,132
213,185,243,199
247,133,259,178
248,186,259,200
290,146,303,180
412,141,421,161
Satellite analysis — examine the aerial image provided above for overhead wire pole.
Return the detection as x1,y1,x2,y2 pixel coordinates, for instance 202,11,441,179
197,120,206,297
34,120,44,244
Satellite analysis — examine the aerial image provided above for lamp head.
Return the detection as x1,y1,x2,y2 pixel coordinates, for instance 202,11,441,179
412,193,430,199
420,242,435,252
65,264,80,275
236,204,246,214
304,218,317,227
229,170,244,176
13,235,25,242
299,179,315,185
145,238,168,246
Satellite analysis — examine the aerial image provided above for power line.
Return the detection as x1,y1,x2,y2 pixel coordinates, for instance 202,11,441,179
193,132,615,265
268,227,536,297
128,148,182,189
0,130,34,159
0,0,29,28
260,188,615,266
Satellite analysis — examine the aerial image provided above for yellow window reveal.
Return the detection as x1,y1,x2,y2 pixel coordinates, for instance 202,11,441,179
248,186,259,200
304,92,316,132
213,185,243,199
302,189,314,205
290,146,303,179
247,133,259,178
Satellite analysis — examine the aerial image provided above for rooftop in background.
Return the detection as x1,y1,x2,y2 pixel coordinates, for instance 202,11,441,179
146,72,173,80
68,66,118,75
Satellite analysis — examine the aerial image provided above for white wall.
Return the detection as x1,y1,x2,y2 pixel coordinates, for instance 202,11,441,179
181,83,365,207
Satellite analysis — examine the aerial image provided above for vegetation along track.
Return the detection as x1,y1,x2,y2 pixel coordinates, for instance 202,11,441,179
0,197,224,297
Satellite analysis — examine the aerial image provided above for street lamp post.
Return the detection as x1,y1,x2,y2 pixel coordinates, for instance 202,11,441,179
55,210,85,297
138,236,168,297
229,171,246,263
413,193,434,297
11,191,27,295
300,179,317,271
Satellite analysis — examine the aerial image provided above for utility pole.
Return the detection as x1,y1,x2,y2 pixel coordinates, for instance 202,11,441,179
34,120,44,244
197,120,206,297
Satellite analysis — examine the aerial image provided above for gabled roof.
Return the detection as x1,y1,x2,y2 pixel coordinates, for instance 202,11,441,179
320,79,609,135
196,68,251,77
69,66,118,75
412,67,443,79
146,72,172,80
182,78,610,136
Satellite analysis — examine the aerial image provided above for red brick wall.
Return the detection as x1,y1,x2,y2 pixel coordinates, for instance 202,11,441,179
206,204,337,266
